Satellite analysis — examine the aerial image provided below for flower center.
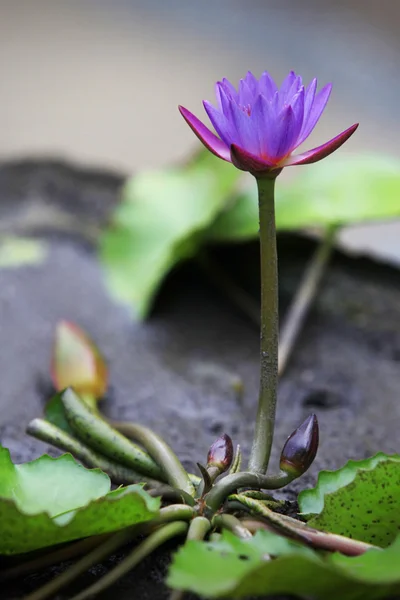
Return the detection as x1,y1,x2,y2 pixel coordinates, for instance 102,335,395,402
239,103,251,116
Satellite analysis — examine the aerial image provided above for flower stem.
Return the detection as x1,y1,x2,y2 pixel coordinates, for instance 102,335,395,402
278,225,338,376
69,521,189,600
205,470,294,516
248,176,278,474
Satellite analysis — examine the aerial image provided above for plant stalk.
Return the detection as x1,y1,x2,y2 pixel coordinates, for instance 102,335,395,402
26,418,160,486
205,470,294,515
248,176,278,474
61,389,164,480
0,535,109,583
278,225,338,376
212,514,252,539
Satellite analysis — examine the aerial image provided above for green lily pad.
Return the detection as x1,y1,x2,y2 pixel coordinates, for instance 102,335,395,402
209,154,400,242
168,529,400,599
0,237,47,268
99,151,239,319
0,446,160,554
298,453,400,547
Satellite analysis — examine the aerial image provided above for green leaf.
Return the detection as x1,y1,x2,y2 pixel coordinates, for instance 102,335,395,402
0,446,160,554
208,154,400,241
99,151,240,319
298,453,400,547
0,237,47,268
168,529,400,599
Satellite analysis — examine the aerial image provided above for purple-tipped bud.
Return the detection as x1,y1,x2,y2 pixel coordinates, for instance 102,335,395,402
280,414,319,477
207,433,234,473
51,320,108,398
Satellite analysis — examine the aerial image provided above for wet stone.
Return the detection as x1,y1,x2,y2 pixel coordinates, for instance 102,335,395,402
1,160,400,598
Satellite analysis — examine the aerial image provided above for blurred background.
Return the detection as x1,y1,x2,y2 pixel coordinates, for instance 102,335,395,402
0,0,399,260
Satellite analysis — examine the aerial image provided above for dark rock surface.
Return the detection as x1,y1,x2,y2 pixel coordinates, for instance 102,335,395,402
1,160,400,599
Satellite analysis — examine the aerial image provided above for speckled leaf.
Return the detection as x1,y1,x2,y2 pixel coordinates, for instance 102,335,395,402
168,529,400,599
299,453,400,547
99,151,239,319
0,446,160,554
208,154,400,242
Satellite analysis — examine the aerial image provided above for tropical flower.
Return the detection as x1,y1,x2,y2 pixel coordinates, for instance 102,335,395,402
179,70,358,176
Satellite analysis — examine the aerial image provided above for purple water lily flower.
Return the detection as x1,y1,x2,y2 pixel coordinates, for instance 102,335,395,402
179,70,358,176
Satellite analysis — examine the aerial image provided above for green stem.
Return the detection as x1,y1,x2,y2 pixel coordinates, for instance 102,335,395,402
212,514,252,539
248,177,278,474
61,389,164,480
186,516,211,541
278,225,338,376
22,525,143,600
111,420,195,497
69,521,189,600
26,419,161,486
205,470,293,515
23,505,194,600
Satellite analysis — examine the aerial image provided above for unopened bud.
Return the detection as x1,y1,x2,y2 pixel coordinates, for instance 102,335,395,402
280,414,319,477
207,433,234,474
51,320,108,398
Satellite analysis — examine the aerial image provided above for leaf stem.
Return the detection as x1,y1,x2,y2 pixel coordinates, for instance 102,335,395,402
248,177,278,474
69,521,189,600
278,225,338,376
111,420,195,497
26,418,160,486
205,470,294,515
61,389,164,480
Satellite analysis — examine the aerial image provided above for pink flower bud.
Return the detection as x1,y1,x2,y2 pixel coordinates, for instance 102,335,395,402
207,433,234,473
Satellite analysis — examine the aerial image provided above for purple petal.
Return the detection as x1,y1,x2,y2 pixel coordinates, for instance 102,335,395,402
271,106,298,160
285,75,303,104
215,82,223,111
297,83,332,146
290,87,305,143
302,78,317,125
283,123,359,166
279,71,297,97
259,71,278,100
251,94,277,160
244,71,258,95
178,106,231,162
220,78,238,101
229,100,260,155
238,78,254,109
203,100,239,147
230,143,275,174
